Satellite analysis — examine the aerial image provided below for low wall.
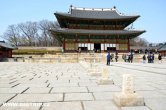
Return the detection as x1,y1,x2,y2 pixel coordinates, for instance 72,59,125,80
2,53,166,63
18,46,62,50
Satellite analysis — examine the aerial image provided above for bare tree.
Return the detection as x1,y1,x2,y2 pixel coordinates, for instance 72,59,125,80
3,25,20,46
38,20,60,46
18,22,38,46
3,20,61,47
130,37,149,47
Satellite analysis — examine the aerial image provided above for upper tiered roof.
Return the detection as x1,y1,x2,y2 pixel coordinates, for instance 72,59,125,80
55,6,139,20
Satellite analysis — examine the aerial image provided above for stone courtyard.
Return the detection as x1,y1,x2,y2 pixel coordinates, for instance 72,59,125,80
0,62,166,110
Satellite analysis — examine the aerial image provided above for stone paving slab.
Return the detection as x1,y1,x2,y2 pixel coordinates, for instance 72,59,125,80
134,85,156,91
0,84,13,88
9,94,63,103
137,91,166,99
0,94,16,105
0,62,166,110
65,93,94,101
144,98,166,110
17,83,48,88
88,85,121,92
157,90,166,95
42,102,82,110
24,87,51,94
0,87,28,94
79,82,98,87
49,83,78,87
51,87,88,93
0,103,41,110
83,101,119,110
121,106,150,110
93,92,116,100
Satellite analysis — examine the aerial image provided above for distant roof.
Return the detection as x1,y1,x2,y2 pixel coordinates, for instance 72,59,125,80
158,44,166,51
55,6,140,20
0,41,16,49
51,28,145,37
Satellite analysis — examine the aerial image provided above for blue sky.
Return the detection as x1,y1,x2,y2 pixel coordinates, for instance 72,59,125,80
0,0,166,43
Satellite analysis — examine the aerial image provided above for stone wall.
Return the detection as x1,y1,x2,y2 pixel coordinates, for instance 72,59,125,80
5,53,166,63
17,46,62,50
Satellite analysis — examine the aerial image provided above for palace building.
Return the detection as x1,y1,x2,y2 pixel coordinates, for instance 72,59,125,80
0,41,15,58
51,6,145,52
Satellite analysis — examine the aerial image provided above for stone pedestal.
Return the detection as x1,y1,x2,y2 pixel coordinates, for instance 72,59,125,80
88,68,101,76
97,68,114,85
88,63,101,76
98,77,114,85
113,74,144,107
113,93,144,106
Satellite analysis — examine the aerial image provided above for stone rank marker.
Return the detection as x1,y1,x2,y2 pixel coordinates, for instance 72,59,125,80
97,68,114,85
88,64,101,76
113,74,144,107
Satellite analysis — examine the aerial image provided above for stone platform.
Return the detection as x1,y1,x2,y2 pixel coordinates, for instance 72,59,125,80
0,62,166,110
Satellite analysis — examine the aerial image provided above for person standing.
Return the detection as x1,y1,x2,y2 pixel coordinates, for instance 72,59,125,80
147,54,150,63
128,52,131,62
130,53,133,63
107,52,111,65
142,54,146,63
158,54,162,63
152,54,154,63
115,52,118,62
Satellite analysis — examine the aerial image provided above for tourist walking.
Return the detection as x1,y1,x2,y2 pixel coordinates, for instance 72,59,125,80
142,54,146,63
130,53,133,63
106,52,111,65
126,54,129,62
127,52,131,62
122,54,126,62
152,54,154,63
158,54,162,63
147,54,150,63
111,53,114,62
115,53,118,62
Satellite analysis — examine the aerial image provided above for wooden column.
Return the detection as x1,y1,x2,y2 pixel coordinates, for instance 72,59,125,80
116,35,118,52
104,35,106,52
75,34,77,51
63,37,66,51
88,34,90,43
128,38,130,52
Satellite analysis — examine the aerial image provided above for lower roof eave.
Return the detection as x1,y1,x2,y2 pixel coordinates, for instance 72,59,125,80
50,28,145,39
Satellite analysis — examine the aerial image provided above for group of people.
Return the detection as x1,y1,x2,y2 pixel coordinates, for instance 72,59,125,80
106,52,119,65
122,52,134,63
106,51,163,65
142,53,162,63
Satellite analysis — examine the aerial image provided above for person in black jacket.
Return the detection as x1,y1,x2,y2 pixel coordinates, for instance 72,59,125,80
143,54,146,63
158,54,162,63
152,54,154,63
130,53,133,63
107,52,111,65
147,54,150,63
115,52,118,62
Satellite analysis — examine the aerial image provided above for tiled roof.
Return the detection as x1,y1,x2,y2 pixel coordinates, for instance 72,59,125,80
158,44,166,51
55,8,139,20
51,28,145,36
0,41,16,49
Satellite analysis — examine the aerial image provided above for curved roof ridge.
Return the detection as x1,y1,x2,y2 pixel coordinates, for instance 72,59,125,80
71,6,116,12
70,6,138,16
